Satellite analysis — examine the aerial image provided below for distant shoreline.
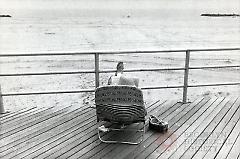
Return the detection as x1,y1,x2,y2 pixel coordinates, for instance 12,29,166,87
201,13,240,17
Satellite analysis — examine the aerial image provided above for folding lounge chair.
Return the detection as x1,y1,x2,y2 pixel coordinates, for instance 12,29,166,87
95,85,147,144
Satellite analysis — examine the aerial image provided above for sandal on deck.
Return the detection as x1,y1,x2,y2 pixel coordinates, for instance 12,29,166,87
149,115,168,132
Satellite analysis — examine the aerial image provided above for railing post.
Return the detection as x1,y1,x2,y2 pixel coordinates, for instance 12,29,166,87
182,50,190,104
95,53,100,88
0,84,6,114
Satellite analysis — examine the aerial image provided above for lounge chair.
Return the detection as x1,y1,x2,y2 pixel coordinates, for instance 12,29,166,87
95,85,147,144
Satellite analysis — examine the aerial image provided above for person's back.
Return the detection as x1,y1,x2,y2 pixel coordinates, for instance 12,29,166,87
118,76,139,87
108,62,139,87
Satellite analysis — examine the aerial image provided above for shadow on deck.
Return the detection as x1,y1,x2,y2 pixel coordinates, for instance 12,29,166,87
0,97,240,159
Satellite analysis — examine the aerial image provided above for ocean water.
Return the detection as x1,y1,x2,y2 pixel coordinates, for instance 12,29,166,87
0,0,239,52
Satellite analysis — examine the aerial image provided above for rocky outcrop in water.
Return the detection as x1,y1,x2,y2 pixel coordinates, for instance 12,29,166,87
0,15,11,17
201,13,240,17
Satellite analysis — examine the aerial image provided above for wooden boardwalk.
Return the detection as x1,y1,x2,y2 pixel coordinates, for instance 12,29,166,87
0,97,240,159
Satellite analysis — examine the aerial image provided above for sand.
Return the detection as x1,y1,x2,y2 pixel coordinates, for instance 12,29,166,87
0,0,239,111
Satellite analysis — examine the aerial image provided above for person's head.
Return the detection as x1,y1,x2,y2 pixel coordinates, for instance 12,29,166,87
116,61,124,73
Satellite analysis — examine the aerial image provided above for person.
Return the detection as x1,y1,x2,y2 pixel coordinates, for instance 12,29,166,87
98,62,144,132
107,61,124,85
107,62,139,87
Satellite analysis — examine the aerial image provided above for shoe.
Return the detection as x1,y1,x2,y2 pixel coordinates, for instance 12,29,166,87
98,125,109,132
149,115,168,132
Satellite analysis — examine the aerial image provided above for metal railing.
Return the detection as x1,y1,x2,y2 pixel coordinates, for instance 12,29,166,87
0,47,240,107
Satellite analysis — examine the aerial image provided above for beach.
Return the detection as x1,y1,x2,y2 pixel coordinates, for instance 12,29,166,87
0,0,239,111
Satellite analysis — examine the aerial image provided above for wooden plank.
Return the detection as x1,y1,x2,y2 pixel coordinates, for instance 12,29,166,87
226,130,240,159
211,107,240,159
0,105,76,146
145,97,221,159
0,107,32,119
36,119,98,159
0,107,40,122
0,107,94,158
87,99,194,159
22,118,97,159
167,97,232,159
0,105,91,148
102,98,206,159
2,107,53,128
1,97,238,159
74,100,180,159
37,100,165,159
44,100,171,159
89,104,183,158
70,100,181,159
0,105,73,139
202,100,240,159
144,97,220,159
181,97,240,159
124,97,210,159
2,108,95,158
2,105,92,145
192,97,240,159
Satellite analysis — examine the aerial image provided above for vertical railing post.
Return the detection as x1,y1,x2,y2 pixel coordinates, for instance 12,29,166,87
182,50,190,104
95,53,100,88
0,84,6,114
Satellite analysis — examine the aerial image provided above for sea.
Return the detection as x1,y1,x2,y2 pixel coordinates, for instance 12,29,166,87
0,0,239,52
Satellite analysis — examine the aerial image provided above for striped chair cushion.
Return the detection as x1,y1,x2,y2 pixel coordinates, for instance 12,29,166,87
95,85,146,124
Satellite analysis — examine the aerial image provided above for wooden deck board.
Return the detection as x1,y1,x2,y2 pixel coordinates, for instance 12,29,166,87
1,108,95,158
147,97,220,159
191,97,240,159
88,100,183,159
75,100,179,159
46,100,172,159
98,99,202,159
226,126,240,159
203,99,240,159
167,97,230,158
0,107,42,123
213,109,240,159
179,97,240,159
127,98,209,159
0,97,239,159
2,107,52,128
0,105,73,139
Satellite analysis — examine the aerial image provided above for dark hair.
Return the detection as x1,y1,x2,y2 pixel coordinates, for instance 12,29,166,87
115,61,124,76
116,61,123,69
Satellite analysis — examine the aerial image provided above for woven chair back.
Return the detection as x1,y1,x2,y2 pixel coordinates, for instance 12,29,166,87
95,85,146,124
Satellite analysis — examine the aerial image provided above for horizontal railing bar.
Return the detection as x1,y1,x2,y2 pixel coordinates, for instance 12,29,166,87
1,89,95,96
1,85,184,96
0,48,239,57
1,65,239,77
188,82,240,88
0,52,95,57
189,65,240,70
100,68,185,73
0,51,183,57
188,48,240,52
0,70,96,77
0,68,186,77
2,82,240,96
140,85,184,90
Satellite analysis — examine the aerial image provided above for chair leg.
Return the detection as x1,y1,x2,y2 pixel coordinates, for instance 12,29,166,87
97,122,145,145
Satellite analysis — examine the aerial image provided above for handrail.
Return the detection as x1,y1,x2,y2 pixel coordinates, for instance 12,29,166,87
0,47,239,104
0,47,239,57
1,65,240,77
1,89,95,96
